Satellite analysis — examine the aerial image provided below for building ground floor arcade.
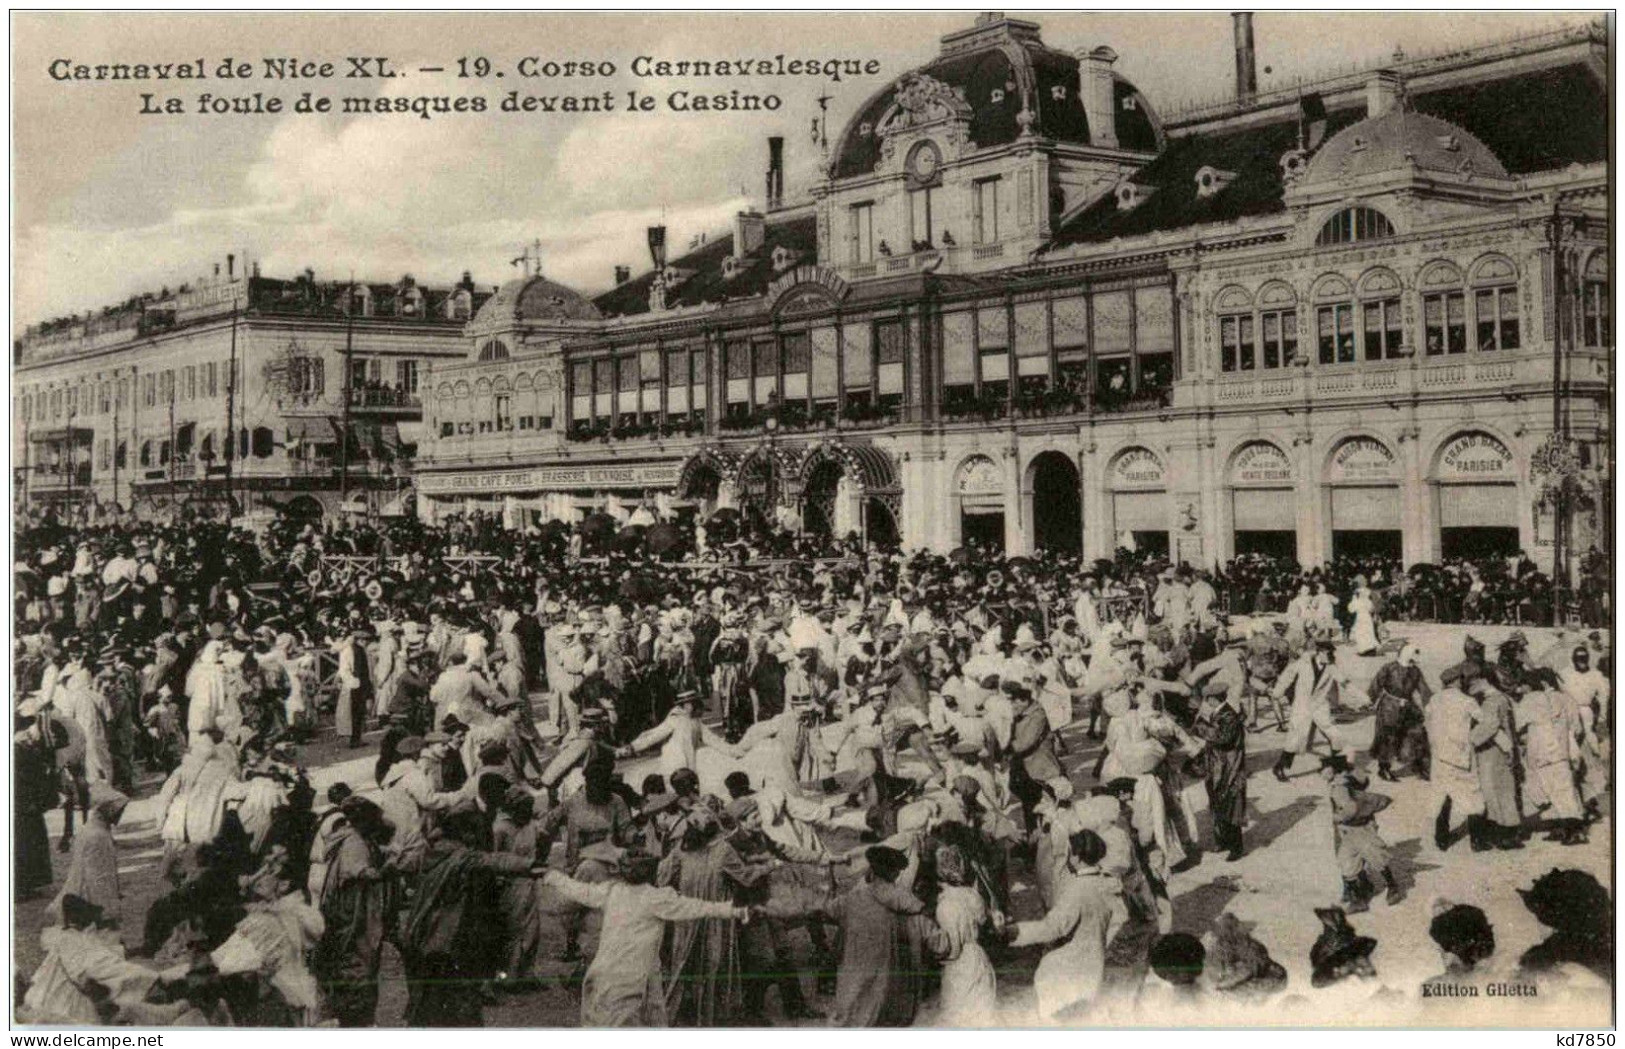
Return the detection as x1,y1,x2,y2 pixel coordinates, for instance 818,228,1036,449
414,396,1604,571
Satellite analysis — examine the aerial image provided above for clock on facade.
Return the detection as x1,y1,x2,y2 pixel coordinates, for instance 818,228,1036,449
906,140,942,182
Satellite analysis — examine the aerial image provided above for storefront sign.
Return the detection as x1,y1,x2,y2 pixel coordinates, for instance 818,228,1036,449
1438,432,1514,480
1327,436,1398,484
1110,447,1165,490
419,461,682,494
1231,441,1293,486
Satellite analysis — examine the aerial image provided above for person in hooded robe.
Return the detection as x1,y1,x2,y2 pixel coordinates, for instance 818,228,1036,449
185,640,229,745
312,796,396,1027
48,785,128,927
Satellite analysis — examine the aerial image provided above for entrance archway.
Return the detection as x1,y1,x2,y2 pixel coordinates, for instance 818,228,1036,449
1227,440,1298,560
864,497,900,548
955,454,1005,554
737,455,781,530
1433,430,1520,559
1106,446,1169,558
1324,435,1402,561
1026,451,1081,555
803,460,843,537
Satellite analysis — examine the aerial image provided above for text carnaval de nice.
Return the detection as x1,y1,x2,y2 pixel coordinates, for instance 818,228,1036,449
49,55,883,119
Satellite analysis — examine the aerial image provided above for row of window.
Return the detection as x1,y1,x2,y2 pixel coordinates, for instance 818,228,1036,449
849,177,1001,263
1219,280,1527,373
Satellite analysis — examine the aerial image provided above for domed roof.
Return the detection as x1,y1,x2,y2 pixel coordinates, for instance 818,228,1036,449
830,16,1160,180
474,274,601,326
1304,108,1509,184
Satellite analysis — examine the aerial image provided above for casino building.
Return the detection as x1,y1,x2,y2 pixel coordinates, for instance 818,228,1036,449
413,12,1612,572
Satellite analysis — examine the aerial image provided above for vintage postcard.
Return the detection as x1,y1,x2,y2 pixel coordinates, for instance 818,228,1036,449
9,10,1613,1032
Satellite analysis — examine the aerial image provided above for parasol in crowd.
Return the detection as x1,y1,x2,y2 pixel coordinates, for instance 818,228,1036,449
614,525,647,554
646,521,684,557
579,512,617,538
619,573,664,604
947,547,973,566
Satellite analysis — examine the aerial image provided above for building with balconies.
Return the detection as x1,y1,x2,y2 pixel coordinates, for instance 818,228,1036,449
13,262,490,520
412,12,1610,573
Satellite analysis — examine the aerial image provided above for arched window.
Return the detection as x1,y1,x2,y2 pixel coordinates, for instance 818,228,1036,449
1315,206,1394,247
478,339,510,362
1215,286,1254,373
1420,261,1467,356
1257,282,1299,368
1313,275,1356,364
1470,255,1520,352
1582,253,1609,348
1357,268,1405,361
139,441,152,467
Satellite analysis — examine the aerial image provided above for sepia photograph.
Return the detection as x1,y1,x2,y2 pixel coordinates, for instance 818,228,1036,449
8,8,1614,1031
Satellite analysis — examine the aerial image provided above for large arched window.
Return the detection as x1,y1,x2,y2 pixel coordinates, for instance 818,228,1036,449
1420,261,1467,356
478,339,510,362
1313,275,1356,364
1315,206,1394,247
1215,286,1254,373
1582,253,1609,348
1470,255,1520,352
1357,268,1405,361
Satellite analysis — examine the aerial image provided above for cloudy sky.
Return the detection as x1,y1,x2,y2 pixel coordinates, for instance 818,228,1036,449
12,10,1590,329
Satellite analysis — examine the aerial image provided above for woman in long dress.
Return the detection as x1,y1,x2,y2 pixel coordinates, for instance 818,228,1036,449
542,856,746,1027
928,844,997,1027
1003,829,1126,1023
1348,584,1380,656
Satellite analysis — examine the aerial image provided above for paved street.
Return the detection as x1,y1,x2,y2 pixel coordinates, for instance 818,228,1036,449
15,621,1610,1027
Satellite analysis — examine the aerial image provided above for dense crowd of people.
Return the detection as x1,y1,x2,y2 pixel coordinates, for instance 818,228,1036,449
11,504,1615,1027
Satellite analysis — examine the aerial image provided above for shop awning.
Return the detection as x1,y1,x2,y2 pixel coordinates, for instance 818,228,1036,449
28,426,92,443
285,418,329,443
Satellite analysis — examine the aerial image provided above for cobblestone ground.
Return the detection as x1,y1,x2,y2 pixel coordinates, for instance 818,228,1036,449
15,622,1610,1027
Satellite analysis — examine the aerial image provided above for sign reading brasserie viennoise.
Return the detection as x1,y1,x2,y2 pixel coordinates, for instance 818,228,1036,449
1327,436,1397,483
1111,446,1165,489
1438,431,1514,480
419,461,681,494
1231,441,1293,485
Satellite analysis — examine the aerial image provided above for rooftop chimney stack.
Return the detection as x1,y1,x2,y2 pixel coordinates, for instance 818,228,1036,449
766,136,785,210
614,265,631,286
647,226,667,271
734,210,766,256
1233,13,1257,104
1367,69,1404,118
1075,46,1119,149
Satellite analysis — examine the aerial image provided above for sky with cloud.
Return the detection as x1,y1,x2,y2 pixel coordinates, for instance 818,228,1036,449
12,10,1589,330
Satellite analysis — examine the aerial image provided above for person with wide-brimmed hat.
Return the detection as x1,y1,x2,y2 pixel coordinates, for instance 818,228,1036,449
1270,639,1351,782
1309,905,1378,989
1422,899,1496,992
1425,665,1486,852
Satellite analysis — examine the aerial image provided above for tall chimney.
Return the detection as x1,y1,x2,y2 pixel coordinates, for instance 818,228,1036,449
766,136,785,210
1233,13,1257,104
647,226,667,271
734,210,766,256
1075,46,1119,149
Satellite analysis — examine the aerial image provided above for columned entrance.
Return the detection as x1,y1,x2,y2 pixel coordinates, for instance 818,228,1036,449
1025,450,1082,555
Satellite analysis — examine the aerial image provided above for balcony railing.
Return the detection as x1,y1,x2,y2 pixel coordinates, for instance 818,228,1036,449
30,463,93,489
349,386,422,410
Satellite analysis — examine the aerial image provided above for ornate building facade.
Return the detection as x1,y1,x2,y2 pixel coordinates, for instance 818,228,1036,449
14,263,489,519
413,13,1610,572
